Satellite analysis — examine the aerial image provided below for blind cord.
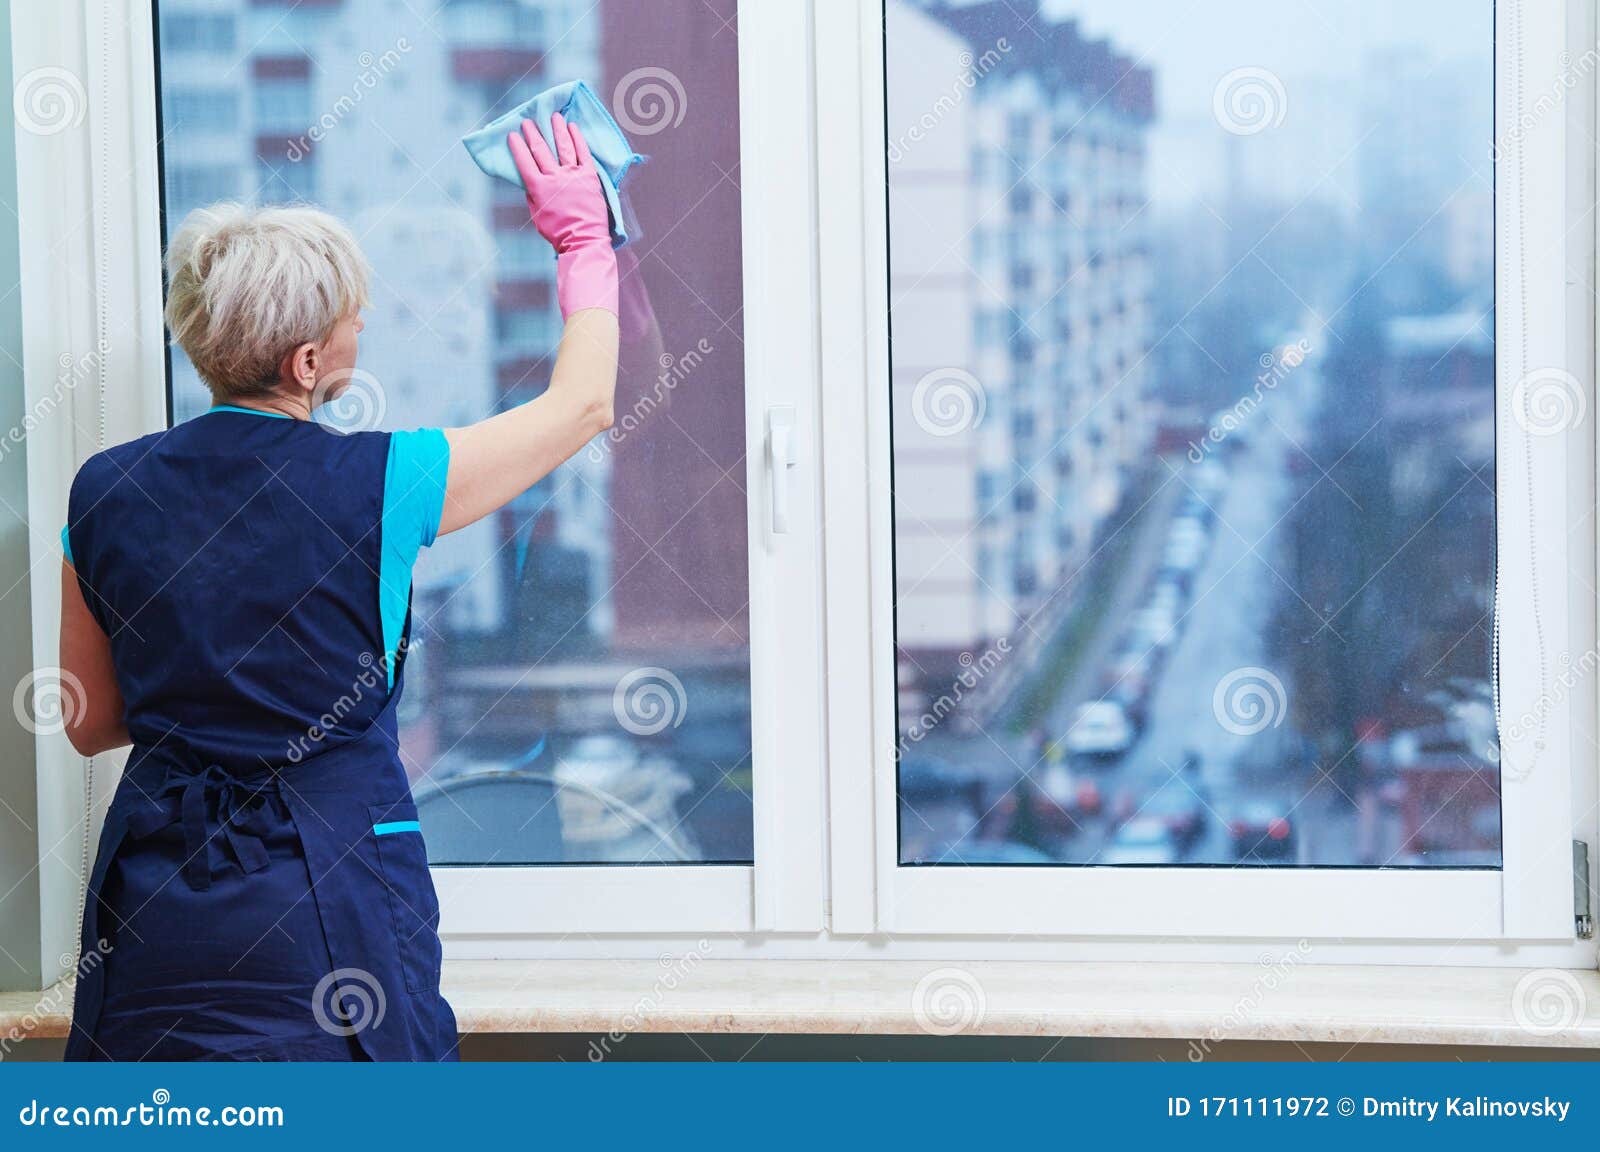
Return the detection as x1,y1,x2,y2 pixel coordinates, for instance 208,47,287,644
1493,0,1549,781
77,9,113,944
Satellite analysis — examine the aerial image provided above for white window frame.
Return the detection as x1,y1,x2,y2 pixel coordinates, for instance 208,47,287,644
10,0,1599,973
434,0,828,938
818,0,1600,950
13,0,828,950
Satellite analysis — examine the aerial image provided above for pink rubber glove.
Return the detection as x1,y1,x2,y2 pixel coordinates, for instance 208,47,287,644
507,112,618,319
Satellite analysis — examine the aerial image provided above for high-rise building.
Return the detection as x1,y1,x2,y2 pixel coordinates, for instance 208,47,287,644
599,0,749,656
890,0,1155,709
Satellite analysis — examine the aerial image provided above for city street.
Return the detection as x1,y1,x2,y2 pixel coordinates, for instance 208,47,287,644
1076,361,1348,864
903,351,1364,867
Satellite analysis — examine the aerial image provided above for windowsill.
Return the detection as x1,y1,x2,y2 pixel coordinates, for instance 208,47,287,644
5,960,1600,1047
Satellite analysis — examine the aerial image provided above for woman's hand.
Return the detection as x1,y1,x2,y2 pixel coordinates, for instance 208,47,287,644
508,112,618,319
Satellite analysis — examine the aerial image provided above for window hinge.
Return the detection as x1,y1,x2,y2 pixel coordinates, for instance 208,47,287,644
1574,841,1593,939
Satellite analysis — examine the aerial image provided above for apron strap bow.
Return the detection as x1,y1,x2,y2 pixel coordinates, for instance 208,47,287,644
127,763,279,891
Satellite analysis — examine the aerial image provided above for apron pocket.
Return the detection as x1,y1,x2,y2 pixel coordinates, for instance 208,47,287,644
367,802,444,993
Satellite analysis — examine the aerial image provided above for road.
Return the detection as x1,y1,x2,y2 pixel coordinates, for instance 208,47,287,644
900,345,1362,866
1064,356,1358,864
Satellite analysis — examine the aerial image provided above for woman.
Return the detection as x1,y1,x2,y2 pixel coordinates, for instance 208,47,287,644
58,114,615,1061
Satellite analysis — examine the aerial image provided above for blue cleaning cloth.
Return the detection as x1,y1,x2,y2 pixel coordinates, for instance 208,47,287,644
461,80,644,248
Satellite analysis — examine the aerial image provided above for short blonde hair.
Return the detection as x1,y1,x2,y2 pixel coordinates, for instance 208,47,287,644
164,203,371,400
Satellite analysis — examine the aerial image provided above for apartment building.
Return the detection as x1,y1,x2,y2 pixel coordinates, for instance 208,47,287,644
890,0,1155,713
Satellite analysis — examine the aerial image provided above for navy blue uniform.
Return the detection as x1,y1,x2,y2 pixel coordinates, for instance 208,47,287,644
62,407,457,1061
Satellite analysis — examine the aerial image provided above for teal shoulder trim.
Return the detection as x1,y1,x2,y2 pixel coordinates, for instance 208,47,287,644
379,428,451,690
60,524,72,567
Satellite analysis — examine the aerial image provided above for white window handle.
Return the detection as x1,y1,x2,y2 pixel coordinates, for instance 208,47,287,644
767,405,798,535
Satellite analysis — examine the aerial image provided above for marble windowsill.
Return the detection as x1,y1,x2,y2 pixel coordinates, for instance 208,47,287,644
4,960,1599,1048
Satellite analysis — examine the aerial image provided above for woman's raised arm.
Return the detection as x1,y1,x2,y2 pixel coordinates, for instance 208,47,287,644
439,112,620,536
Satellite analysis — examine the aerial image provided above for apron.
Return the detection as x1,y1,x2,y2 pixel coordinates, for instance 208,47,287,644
62,411,457,1061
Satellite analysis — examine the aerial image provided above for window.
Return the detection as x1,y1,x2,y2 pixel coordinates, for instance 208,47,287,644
14,0,1591,968
161,12,235,54
258,155,317,205
167,164,239,208
887,0,1499,870
156,0,758,868
251,79,313,131
495,308,560,356
816,0,1589,941
162,87,239,134
141,0,826,934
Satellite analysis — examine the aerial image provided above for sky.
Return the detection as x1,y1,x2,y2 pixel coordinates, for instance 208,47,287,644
1038,0,1495,206
1051,0,1491,93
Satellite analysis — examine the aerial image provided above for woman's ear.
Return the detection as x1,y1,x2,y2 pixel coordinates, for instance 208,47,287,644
281,341,320,397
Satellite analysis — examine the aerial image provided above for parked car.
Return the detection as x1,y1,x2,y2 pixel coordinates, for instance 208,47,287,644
1099,661,1153,728
1180,490,1216,524
1099,818,1180,865
1158,563,1195,595
1210,405,1253,451
1105,640,1162,681
1036,763,1103,820
1229,802,1296,861
1146,579,1184,618
1064,700,1136,761
1167,516,1208,550
1128,604,1179,650
1139,783,1208,849
1163,535,1206,575
1192,459,1227,498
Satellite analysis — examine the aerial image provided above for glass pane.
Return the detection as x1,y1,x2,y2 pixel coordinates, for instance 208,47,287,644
886,0,1497,867
156,0,752,865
